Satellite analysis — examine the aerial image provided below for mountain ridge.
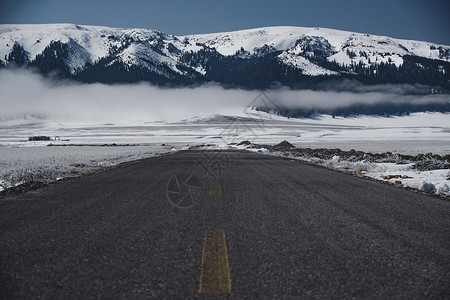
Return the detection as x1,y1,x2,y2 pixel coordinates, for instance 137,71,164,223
1,23,449,90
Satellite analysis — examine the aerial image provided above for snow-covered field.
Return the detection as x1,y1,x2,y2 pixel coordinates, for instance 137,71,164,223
1,111,449,154
1,110,449,196
0,145,174,192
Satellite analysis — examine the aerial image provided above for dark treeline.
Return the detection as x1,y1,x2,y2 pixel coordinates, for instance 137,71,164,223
257,101,450,118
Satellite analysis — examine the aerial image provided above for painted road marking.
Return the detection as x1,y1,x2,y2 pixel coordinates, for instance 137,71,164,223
209,184,222,197
199,230,231,294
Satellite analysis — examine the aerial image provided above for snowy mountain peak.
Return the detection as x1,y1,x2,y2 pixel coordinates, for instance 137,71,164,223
184,26,449,65
0,24,449,88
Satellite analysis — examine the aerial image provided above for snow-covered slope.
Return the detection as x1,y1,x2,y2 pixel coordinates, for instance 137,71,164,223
1,24,118,73
0,24,449,83
184,26,450,66
0,24,188,75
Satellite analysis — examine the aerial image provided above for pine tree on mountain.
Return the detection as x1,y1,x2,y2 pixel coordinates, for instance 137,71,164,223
6,42,28,66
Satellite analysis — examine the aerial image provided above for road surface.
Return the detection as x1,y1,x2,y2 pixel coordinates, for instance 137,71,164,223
1,150,449,298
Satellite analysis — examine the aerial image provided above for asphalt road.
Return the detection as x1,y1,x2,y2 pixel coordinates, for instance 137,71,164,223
1,150,449,299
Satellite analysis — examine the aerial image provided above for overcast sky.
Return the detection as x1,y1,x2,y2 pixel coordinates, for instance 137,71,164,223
1,0,449,45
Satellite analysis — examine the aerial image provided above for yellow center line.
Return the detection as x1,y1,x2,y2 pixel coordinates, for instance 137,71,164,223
209,184,222,197
198,230,231,294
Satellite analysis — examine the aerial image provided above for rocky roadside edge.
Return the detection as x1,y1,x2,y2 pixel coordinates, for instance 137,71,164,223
235,140,450,200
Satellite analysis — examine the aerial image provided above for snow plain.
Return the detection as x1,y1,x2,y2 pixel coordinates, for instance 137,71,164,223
1,110,449,195
1,111,448,154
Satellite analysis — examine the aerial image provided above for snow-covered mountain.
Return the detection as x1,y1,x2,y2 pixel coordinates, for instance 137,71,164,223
186,26,448,66
1,24,449,89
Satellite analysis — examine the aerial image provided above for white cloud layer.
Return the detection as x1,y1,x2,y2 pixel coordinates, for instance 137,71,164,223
0,69,448,122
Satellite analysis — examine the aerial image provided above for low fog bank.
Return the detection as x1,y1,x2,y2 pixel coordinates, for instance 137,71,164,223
0,70,256,123
266,86,450,117
316,79,444,95
1,70,449,123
